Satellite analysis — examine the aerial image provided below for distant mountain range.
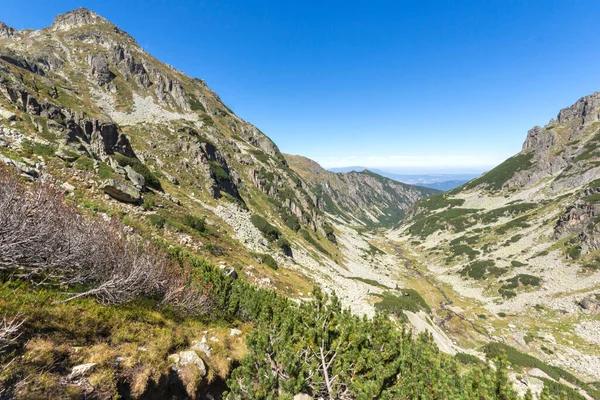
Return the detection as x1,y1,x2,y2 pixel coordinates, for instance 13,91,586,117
328,167,480,191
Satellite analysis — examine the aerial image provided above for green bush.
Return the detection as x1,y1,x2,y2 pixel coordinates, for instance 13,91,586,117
323,223,337,243
22,140,56,157
209,161,229,183
74,156,95,171
375,289,431,319
459,260,506,280
482,342,598,397
97,162,115,179
282,211,300,232
454,352,483,365
251,252,278,270
148,214,166,228
199,114,214,126
183,214,206,233
300,229,330,255
250,215,280,242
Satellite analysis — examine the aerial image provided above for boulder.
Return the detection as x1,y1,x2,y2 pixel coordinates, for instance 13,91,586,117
191,336,212,358
101,179,141,203
230,328,242,337
579,295,600,314
70,363,96,380
125,165,145,189
293,394,313,400
0,108,16,121
178,350,207,377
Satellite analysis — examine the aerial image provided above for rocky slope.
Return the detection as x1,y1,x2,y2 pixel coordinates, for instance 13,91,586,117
393,91,600,383
286,154,439,228
0,8,435,314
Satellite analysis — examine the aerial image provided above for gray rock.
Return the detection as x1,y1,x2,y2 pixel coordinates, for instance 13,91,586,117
70,363,96,380
125,165,145,189
61,182,76,192
87,53,115,86
178,350,207,377
0,22,17,39
579,295,600,314
101,179,141,203
0,108,16,121
191,340,212,358
230,328,242,337
56,147,80,162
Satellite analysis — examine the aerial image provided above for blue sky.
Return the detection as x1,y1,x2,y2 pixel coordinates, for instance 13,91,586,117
3,1,600,173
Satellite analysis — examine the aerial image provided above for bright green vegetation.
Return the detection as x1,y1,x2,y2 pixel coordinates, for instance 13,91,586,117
199,114,214,126
299,229,330,255
374,289,431,321
250,214,281,242
416,194,465,213
281,211,300,232
208,161,229,183
449,244,480,261
250,149,270,164
348,277,388,289
450,235,480,246
460,260,507,280
583,193,600,203
21,140,56,157
464,153,534,192
0,281,243,399
188,96,206,112
495,215,530,235
499,274,541,297
97,161,115,179
183,214,206,233
573,133,600,162
147,213,166,228
480,203,537,224
112,152,162,190
409,208,478,238
483,343,600,399
230,288,519,399
454,352,484,366
251,252,278,270
323,222,337,243
74,156,95,171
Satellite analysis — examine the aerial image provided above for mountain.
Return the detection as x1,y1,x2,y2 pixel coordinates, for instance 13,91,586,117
394,91,600,387
0,9,484,399
286,155,439,228
2,8,599,399
329,166,478,191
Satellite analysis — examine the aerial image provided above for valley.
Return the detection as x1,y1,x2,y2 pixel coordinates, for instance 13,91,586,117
0,7,598,400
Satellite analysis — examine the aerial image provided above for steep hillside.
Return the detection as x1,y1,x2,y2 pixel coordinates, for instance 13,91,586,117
0,8,440,318
286,154,439,228
393,92,600,384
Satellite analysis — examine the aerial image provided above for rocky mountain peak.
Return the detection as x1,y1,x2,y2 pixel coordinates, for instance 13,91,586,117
51,8,108,31
0,22,17,39
557,91,600,126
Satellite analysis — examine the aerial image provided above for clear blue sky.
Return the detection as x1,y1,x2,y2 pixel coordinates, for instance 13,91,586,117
3,1,600,173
